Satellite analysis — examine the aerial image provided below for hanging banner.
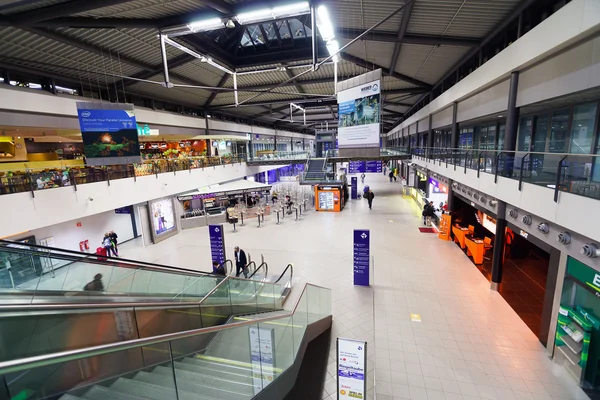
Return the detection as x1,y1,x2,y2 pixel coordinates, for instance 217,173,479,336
337,338,367,400
337,80,381,149
209,224,226,265
249,326,275,395
353,230,370,286
76,102,141,166
351,177,358,200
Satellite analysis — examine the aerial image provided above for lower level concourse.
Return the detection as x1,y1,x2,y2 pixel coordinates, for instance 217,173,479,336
113,174,589,400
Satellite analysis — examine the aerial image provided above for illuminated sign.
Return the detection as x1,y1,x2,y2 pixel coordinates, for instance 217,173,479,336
428,178,447,193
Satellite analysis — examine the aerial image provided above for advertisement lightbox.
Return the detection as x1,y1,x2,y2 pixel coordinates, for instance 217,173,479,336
148,197,178,243
337,80,381,149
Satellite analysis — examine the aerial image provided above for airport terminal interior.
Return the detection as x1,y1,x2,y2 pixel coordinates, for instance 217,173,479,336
1,0,600,399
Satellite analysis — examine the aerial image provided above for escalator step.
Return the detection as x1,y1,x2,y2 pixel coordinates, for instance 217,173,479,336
135,370,253,399
83,384,149,400
173,361,253,384
153,364,253,387
109,377,203,400
182,356,255,375
58,394,84,400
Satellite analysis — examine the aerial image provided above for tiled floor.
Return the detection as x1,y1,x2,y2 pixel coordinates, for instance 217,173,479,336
112,174,589,400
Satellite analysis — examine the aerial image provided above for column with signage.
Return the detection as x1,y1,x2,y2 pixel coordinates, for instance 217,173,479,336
351,177,358,199
353,230,370,286
337,338,367,400
209,224,226,266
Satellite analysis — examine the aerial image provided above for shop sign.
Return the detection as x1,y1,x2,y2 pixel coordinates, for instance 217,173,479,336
519,230,528,239
337,338,367,400
429,178,447,194
568,257,600,297
137,124,151,136
249,327,275,395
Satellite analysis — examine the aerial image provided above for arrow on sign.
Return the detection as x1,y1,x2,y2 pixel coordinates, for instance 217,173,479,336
361,233,367,239
214,227,220,232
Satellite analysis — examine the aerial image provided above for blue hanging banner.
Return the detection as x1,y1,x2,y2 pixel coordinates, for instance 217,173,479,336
349,161,365,174
76,102,141,166
365,161,382,173
353,229,370,286
209,224,226,265
351,177,358,199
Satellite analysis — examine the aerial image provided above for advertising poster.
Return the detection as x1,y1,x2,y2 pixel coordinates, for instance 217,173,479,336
353,230,370,286
337,338,367,400
337,80,381,149
76,102,141,166
209,224,226,265
249,326,275,395
148,197,177,243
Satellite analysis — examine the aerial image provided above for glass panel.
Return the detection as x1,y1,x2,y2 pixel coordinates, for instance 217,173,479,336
306,284,321,323
200,276,231,327
5,342,174,400
498,124,506,150
262,22,277,41
570,103,597,154
291,288,308,356
241,30,253,47
230,278,259,315
549,110,570,153
248,25,265,45
279,19,293,39
517,116,533,151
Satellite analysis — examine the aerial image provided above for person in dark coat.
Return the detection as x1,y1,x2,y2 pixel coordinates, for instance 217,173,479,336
109,230,118,256
366,189,375,210
212,261,226,276
84,273,104,292
234,246,248,278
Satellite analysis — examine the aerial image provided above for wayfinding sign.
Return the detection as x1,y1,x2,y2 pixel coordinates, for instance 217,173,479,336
209,224,226,265
337,338,367,400
353,230,370,286
351,177,358,199
249,326,275,395
365,161,382,173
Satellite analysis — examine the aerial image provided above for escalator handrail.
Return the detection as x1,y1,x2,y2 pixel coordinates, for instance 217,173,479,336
248,261,267,280
239,261,256,277
0,240,214,276
0,279,330,375
275,263,293,285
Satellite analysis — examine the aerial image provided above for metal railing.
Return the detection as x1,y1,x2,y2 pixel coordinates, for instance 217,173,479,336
247,151,309,162
0,154,248,197
412,147,600,202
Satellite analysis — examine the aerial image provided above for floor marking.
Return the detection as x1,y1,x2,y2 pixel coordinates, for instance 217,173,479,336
410,313,422,322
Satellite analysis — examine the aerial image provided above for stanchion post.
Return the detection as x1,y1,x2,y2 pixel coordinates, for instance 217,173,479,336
257,213,261,228
241,212,245,226
276,210,280,225
295,208,298,221
233,222,237,232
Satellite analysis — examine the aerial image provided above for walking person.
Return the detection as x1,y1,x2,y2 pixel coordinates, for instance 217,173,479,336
360,173,365,184
109,230,118,257
234,246,248,278
366,189,375,210
388,170,394,182
102,234,117,257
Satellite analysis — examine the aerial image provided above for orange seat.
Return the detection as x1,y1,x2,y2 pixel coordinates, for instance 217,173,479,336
468,225,475,234
484,237,492,246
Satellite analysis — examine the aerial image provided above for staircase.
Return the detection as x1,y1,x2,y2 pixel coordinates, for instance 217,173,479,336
303,158,327,181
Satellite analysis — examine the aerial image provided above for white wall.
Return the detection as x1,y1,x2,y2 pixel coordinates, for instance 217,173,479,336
0,163,282,238
15,209,134,253
418,117,430,133
432,106,453,129
412,157,600,242
456,79,509,123
391,0,600,134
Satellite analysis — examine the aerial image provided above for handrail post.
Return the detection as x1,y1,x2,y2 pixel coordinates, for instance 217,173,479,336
518,153,529,191
26,170,35,198
106,166,111,186
554,156,568,203
494,152,503,183
464,151,469,174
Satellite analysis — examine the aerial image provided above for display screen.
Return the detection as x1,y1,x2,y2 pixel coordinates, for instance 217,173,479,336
318,191,334,210
337,80,381,149
149,198,176,237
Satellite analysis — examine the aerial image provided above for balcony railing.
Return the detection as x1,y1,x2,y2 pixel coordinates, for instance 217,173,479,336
0,155,247,197
412,147,600,202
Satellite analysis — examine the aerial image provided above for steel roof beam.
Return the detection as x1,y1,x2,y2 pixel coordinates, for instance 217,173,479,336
338,29,479,47
340,53,431,89
5,0,136,25
203,74,230,108
388,1,414,73
123,54,197,87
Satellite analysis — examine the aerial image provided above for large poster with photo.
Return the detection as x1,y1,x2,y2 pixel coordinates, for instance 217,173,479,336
148,197,176,242
338,80,381,148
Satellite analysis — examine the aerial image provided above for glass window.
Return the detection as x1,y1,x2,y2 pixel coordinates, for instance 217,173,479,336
549,110,570,153
487,124,497,150
533,115,549,152
570,103,597,154
498,124,506,150
286,19,305,39
459,127,473,149
517,117,533,151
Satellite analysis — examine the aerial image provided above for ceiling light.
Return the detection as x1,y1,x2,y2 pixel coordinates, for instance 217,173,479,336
326,40,340,62
235,1,309,25
272,2,310,18
235,9,273,24
187,18,224,33
316,5,335,42
225,19,235,29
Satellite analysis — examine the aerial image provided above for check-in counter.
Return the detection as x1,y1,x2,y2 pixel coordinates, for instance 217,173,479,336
452,225,469,249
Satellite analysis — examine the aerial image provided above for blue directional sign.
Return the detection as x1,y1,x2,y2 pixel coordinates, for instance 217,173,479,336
349,161,365,174
365,161,382,173
351,177,358,200
353,229,370,286
209,224,226,265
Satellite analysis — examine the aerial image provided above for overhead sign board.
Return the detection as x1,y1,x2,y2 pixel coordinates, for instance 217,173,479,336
337,80,381,149
337,338,367,400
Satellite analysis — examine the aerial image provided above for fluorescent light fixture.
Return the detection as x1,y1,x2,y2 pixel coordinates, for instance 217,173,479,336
187,18,224,32
235,1,309,25
326,40,340,62
316,5,334,41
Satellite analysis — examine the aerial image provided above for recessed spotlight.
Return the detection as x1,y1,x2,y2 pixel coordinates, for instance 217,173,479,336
498,115,503,118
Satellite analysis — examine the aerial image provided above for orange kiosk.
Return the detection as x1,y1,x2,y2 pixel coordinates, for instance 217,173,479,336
315,185,344,212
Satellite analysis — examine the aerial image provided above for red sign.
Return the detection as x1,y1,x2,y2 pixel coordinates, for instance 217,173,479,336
76,222,82,227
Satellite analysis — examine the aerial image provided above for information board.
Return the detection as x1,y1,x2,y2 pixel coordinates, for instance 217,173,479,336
337,338,367,400
351,177,358,200
348,161,365,174
365,161,382,173
353,229,370,286
209,224,226,265
249,326,275,395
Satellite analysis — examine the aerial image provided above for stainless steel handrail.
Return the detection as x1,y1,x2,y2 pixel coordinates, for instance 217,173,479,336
275,264,293,286
0,281,330,374
412,147,598,158
248,261,268,280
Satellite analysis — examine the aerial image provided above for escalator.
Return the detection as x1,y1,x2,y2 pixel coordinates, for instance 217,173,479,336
0,282,332,400
0,242,294,365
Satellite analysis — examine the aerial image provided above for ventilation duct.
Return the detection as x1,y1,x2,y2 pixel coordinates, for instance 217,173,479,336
582,243,600,258
557,232,571,245
509,209,518,219
522,215,532,225
537,223,550,234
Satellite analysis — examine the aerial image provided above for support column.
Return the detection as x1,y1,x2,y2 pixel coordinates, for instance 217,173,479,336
427,114,434,157
446,179,454,211
490,201,507,290
503,71,520,177
450,102,459,149
273,134,277,152
290,137,294,151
